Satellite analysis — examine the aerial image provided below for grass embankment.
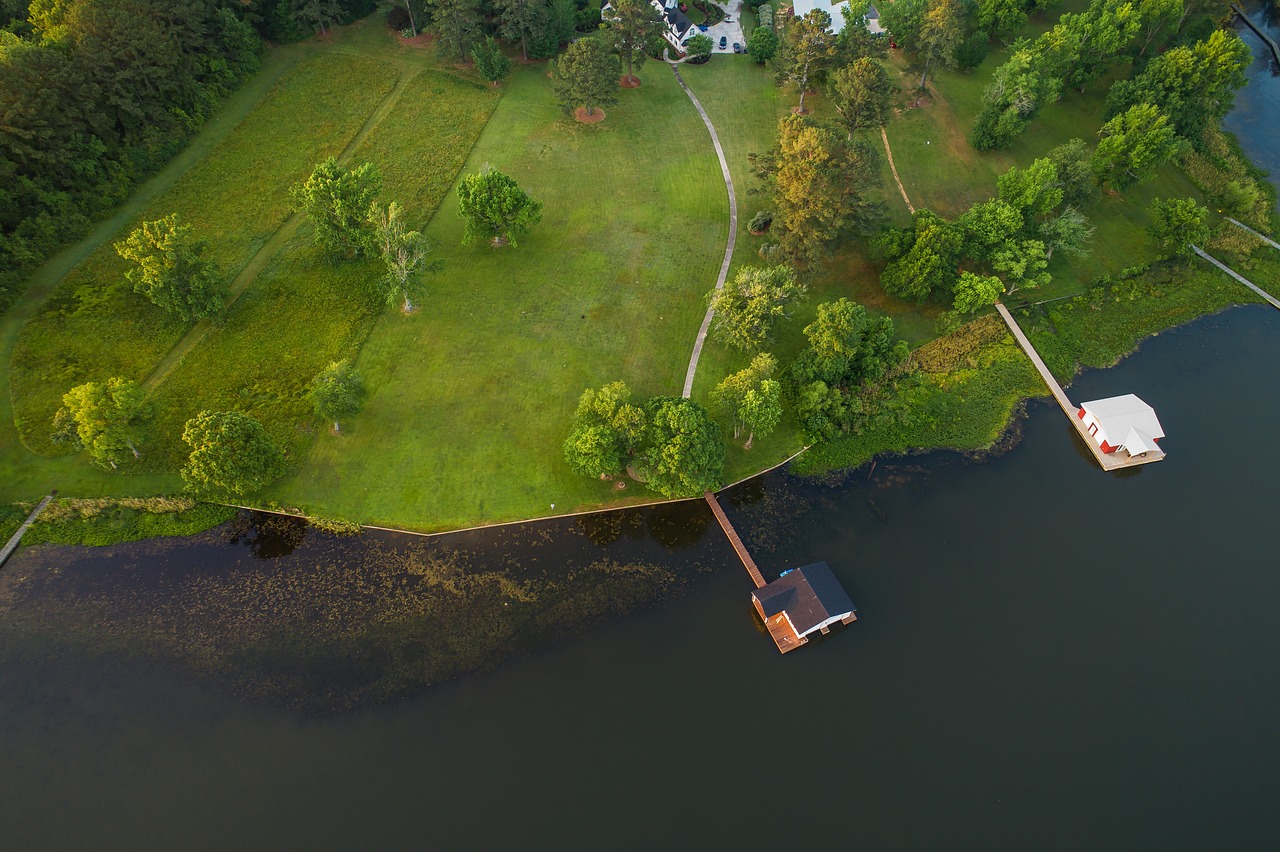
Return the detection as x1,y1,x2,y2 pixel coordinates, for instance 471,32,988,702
146,70,500,468
8,50,400,458
272,58,726,530
19,497,236,547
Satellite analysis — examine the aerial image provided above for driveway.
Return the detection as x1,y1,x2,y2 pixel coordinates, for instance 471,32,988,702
703,1,745,54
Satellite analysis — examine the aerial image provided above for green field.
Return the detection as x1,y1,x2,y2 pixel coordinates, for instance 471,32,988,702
271,58,727,529
9,50,401,457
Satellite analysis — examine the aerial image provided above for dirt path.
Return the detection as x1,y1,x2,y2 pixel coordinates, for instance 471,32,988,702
142,69,420,393
881,126,915,214
669,63,738,399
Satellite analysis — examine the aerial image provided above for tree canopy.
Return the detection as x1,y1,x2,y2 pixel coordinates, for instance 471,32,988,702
471,35,512,86
551,36,620,118
828,58,895,139
607,0,663,83
51,376,150,469
309,359,367,431
290,157,383,259
640,397,725,498
370,201,434,311
1148,197,1209,259
1092,102,1179,191
180,410,285,496
775,9,837,113
456,167,543,247
711,353,781,447
562,381,646,479
707,265,807,353
115,214,227,323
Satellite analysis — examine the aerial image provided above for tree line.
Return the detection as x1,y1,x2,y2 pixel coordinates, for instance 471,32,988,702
0,0,269,311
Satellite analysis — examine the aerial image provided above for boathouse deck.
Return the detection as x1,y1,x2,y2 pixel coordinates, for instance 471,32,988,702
995,303,1164,471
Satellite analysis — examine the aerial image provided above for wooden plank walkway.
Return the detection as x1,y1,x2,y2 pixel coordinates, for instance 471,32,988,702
1192,245,1280,310
995,303,1164,471
704,492,765,588
0,493,55,569
1225,217,1280,252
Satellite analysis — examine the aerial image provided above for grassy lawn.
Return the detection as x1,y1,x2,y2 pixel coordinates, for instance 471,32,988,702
8,49,401,457
145,70,500,470
269,57,727,529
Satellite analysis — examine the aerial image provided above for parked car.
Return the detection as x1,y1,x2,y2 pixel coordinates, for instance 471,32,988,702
732,42,742,53
719,35,727,49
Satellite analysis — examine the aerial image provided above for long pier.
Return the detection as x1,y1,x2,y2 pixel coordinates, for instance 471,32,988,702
1192,245,1280,310
704,492,765,588
1232,4,1280,65
994,303,1164,471
0,493,55,569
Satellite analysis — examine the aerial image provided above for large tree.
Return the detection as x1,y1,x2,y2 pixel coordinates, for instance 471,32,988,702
495,0,550,61
914,0,964,91
828,57,894,140
707,265,807,353
1105,30,1251,141
115,214,227,323
1092,102,1179,191
290,157,383,259
181,410,285,496
879,209,963,302
1148,197,1209,260
775,8,837,114
640,397,725,498
711,353,780,447
607,0,663,85
1047,138,1099,208
562,381,647,480
291,0,343,35
456,167,542,247
551,36,620,118
428,0,482,64
756,114,884,268
51,377,149,469
309,359,367,432
952,271,1005,314
369,201,433,312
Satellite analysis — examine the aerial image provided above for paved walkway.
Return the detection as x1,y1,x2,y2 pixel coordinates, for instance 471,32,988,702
669,62,738,398
0,493,54,569
1192,245,1280,310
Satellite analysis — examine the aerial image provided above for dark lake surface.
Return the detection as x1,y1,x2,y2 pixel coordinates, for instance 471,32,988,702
5,21,1280,852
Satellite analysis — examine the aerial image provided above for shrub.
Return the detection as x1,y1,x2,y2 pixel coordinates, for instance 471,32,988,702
749,210,773,233
387,5,411,30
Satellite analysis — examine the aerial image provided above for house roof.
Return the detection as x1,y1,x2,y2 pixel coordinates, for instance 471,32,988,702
1081,394,1165,441
791,0,884,32
661,1,695,38
753,562,855,637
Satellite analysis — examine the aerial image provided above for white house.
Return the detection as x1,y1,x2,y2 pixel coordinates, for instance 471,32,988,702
602,0,699,52
789,0,885,34
1076,394,1165,456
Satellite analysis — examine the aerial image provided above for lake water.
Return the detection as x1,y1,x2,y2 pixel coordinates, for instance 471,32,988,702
1226,3,1280,192
4,21,1280,852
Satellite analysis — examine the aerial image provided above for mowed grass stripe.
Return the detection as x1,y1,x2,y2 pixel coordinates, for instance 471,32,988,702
145,71,500,468
9,51,400,455
270,62,727,530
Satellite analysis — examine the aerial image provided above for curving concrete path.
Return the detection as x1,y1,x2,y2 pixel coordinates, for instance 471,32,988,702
669,62,738,398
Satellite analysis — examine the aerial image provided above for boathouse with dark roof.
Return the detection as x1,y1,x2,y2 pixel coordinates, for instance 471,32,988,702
751,561,857,654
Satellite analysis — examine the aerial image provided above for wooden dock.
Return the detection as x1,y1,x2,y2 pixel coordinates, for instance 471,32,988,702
1193,245,1280,310
0,493,55,569
704,491,765,588
995,303,1164,471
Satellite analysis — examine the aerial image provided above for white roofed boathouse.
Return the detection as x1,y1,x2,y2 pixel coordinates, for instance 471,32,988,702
1076,394,1165,459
